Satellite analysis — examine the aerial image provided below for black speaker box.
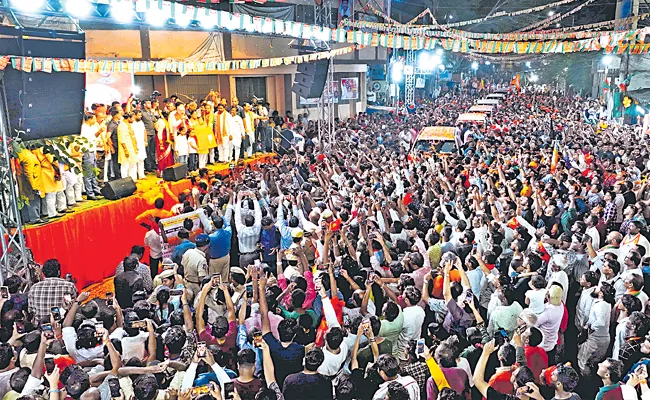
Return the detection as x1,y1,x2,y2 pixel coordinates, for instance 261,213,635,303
0,28,85,140
291,59,329,99
163,163,188,182
100,178,137,200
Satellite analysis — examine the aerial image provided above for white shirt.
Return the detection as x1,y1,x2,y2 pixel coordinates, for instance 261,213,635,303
586,226,601,251
587,298,611,337
575,286,597,329
373,375,420,400
525,289,546,315
230,115,244,146
547,270,569,303
175,134,189,156
318,341,349,377
80,123,100,152
613,316,629,360
535,303,564,351
144,229,162,259
395,305,425,357
132,120,147,161
62,326,105,362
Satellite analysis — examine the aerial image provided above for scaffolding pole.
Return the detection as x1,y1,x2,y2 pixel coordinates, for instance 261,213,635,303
314,0,335,151
0,77,29,286
405,49,416,106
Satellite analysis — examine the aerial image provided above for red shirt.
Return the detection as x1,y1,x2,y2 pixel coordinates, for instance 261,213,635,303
487,368,514,396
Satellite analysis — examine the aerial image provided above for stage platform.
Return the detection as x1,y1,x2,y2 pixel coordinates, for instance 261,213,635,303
22,154,275,293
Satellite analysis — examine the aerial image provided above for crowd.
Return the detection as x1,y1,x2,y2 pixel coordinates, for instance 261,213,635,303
5,83,650,400
15,90,307,223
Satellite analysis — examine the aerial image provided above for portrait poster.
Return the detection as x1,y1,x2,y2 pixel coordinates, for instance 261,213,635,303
340,77,359,100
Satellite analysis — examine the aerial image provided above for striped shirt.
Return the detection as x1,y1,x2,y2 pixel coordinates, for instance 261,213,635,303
235,199,262,253
28,277,78,323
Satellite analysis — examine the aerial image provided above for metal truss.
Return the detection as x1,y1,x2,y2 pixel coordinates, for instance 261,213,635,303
405,49,416,106
314,0,335,151
0,79,29,286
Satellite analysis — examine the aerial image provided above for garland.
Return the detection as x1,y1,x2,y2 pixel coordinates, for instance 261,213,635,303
515,0,597,32
0,45,358,74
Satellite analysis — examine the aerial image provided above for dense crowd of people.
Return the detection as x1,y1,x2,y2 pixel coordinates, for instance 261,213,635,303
5,83,650,400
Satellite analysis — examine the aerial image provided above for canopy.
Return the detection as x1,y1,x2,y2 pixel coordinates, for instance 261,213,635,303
477,99,501,106
457,113,487,124
468,105,495,113
417,126,455,141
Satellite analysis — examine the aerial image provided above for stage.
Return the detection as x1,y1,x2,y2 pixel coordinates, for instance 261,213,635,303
22,154,275,293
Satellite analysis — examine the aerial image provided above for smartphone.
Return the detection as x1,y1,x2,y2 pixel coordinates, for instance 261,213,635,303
108,378,121,398
245,284,254,299
94,322,104,338
65,273,73,281
361,318,371,333
229,163,235,170
0,286,8,299
253,332,263,348
223,382,235,400
416,338,425,356
254,259,261,272
369,273,376,282
190,386,210,398
49,307,61,323
105,292,114,306
15,321,24,334
129,320,147,330
334,265,341,277
197,341,207,358
494,329,507,347
169,289,184,296
42,323,55,339
44,358,55,374
211,275,221,287
62,294,72,308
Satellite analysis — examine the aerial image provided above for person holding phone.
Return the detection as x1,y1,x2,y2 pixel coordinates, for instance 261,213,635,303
27,259,78,323
196,282,238,370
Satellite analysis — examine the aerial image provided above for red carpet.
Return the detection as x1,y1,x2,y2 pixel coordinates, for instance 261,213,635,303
22,155,275,292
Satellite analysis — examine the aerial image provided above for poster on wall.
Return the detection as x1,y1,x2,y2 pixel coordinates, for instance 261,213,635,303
85,70,134,111
299,81,340,105
340,77,359,100
338,0,353,23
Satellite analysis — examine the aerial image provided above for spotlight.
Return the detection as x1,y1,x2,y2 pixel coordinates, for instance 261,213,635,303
525,61,531,68
431,55,442,67
175,10,193,27
435,48,443,56
65,0,92,17
418,52,430,68
146,7,167,26
602,55,614,65
111,1,134,23
199,13,216,29
548,10,555,16
132,86,141,95
485,61,491,65
471,61,479,70
10,0,45,12
530,74,539,82
392,61,404,82
438,64,446,72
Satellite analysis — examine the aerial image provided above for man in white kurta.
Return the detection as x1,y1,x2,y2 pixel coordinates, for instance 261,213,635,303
117,113,139,182
132,110,147,180
229,106,244,162
213,104,234,163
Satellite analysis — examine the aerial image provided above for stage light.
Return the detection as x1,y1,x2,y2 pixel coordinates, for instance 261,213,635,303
471,61,479,70
485,61,491,65
199,13,216,29
132,86,141,95
548,10,555,16
438,64,446,71
431,54,442,67
10,0,45,12
435,48,443,56
111,1,134,23
637,106,645,115
418,52,430,68
175,10,193,27
146,7,167,26
392,61,404,83
65,0,92,17
602,55,614,65
530,74,539,82
525,61,531,68
448,15,453,19
555,23,560,27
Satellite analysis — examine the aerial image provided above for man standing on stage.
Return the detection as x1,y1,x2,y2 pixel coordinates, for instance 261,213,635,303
242,103,258,159
118,112,139,181
213,103,234,163
142,100,158,173
106,108,122,181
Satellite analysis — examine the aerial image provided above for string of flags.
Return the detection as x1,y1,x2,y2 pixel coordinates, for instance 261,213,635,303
515,0,597,32
0,45,358,74
85,0,650,56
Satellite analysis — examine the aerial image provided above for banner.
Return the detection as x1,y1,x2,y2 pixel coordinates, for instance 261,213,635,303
85,71,134,110
340,77,359,100
159,209,211,259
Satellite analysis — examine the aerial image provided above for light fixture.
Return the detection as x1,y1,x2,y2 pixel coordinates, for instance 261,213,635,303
392,61,404,82
548,10,555,16
146,7,167,26
418,52,430,68
448,15,453,19
485,61,491,65
132,86,141,95
525,61,531,68
10,0,45,12
111,1,134,23
65,0,92,17
530,74,539,82
431,54,442,67
555,23,560,27
471,61,479,70
198,12,215,29
602,55,614,65
435,48,443,56
438,64,446,72
175,10,193,27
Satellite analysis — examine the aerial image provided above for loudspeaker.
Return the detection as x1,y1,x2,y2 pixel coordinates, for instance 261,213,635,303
100,178,137,200
0,28,85,140
291,59,329,100
163,163,189,182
